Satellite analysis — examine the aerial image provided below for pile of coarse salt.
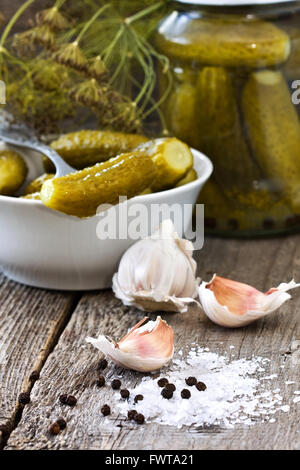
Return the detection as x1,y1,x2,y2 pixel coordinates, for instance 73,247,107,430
115,346,297,429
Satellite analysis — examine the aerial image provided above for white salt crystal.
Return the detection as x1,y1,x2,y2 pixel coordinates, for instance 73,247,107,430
114,347,295,430
280,405,290,412
293,397,300,404
262,374,278,380
285,381,295,385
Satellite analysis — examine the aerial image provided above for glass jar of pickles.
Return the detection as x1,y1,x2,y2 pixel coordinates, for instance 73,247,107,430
155,0,300,236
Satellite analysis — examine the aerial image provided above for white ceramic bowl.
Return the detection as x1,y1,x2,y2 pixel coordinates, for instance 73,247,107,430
0,148,212,290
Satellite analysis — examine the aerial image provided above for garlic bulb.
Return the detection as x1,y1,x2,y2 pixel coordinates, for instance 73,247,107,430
198,274,300,328
86,316,174,372
112,219,199,313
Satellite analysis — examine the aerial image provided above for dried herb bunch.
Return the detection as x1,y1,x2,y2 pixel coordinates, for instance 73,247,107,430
0,0,171,135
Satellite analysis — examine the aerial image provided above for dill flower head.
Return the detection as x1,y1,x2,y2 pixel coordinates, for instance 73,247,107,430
69,78,107,107
105,97,140,132
53,42,88,72
13,26,55,56
36,7,70,31
88,56,108,82
32,60,71,92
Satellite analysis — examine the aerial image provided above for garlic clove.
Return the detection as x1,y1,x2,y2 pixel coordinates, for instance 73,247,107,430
198,275,300,328
86,316,174,372
112,219,199,313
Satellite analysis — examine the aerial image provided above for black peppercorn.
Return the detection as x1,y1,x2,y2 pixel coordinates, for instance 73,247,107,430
111,379,121,390
165,383,176,392
56,418,67,430
181,389,191,399
196,381,207,392
185,377,197,386
127,410,137,420
97,375,105,387
101,404,111,416
29,370,40,382
161,387,173,399
134,413,145,425
120,389,130,399
18,392,30,405
134,394,143,404
98,359,108,370
59,394,68,405
49,422,60,435
66,395,77,407
157,378,168,388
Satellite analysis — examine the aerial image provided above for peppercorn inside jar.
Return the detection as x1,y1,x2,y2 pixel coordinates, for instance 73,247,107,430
155,0,300,236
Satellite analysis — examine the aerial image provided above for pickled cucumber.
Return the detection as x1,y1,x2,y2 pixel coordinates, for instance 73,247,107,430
138,138,193,191
24,173,54,195
198,179,229,212
50,130,149,170
164,82,199,149
196,66,259,192
40,138,193,217
22,192,41,200
242,70,300,211
283,27,300,80
0,149,28,195
138,188,152,195
41,152,157,217
156,16,291,68
175,169,197,187
198,180,264,232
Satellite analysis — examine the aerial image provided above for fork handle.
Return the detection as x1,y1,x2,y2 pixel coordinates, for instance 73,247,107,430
0,135,75,177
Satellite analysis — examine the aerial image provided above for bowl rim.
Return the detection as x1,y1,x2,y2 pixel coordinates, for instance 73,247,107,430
0,148,213,208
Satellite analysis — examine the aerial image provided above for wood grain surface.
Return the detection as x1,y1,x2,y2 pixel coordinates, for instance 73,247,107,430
0,274,77,448
3,236,300,450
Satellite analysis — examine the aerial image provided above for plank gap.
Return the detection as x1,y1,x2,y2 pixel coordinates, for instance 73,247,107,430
0,292,82,449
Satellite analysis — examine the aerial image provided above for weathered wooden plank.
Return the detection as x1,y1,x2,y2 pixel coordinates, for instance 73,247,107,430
5,236,300,450
0,273,77,447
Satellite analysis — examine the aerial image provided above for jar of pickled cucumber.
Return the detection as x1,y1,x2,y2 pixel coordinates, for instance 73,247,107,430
155,0,300,236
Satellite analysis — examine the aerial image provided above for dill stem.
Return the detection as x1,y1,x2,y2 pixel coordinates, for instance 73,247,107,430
124,1,166,25
55,0,66,9
108,33,128,86
0,0,36,49
102,26,124,63
131,30,155,107
76,4,111,43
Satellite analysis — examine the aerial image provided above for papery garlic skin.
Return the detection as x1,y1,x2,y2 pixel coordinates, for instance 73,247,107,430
198,275,300,328
112,219,199,313
86,316,174,372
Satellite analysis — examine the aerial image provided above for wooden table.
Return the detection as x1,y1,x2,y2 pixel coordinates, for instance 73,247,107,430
0,235,299,450
0,0,299,452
